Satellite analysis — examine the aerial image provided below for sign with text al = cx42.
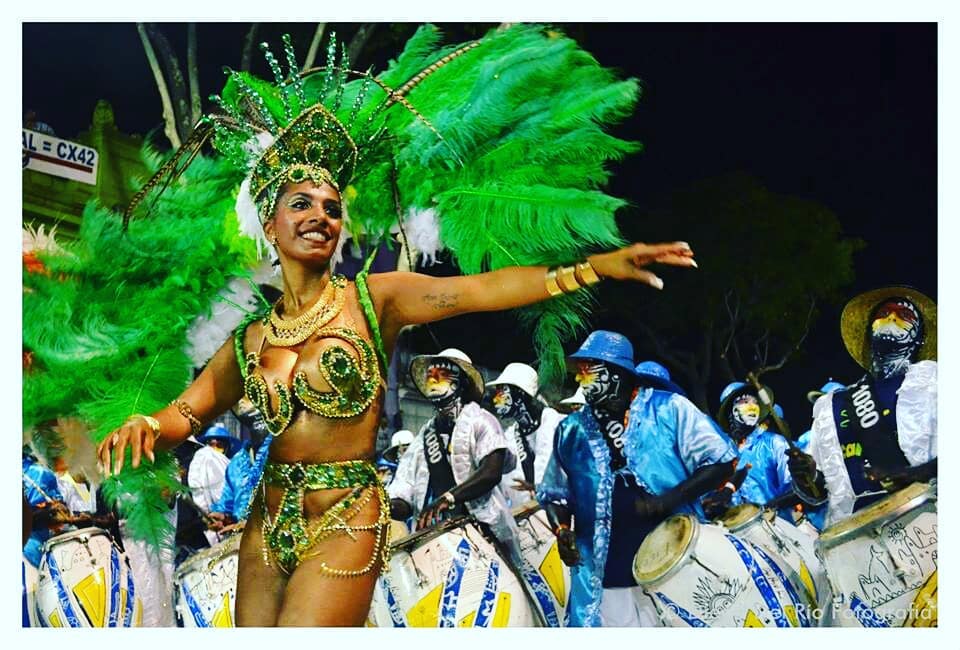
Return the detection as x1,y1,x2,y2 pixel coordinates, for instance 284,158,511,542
22,129,99,185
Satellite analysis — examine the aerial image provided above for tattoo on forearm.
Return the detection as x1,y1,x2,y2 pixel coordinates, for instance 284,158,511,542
422,292,459,310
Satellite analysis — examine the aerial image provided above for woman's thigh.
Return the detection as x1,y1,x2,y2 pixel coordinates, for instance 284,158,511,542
235,496,288,626
275,490,385,626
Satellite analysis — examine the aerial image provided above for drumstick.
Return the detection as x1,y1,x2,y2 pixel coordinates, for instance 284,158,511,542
745,371,798,449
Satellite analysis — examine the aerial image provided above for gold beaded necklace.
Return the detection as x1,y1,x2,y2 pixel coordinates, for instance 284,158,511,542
266,275,347,347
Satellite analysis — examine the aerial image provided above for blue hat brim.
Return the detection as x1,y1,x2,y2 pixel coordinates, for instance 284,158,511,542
636,373,686,397
566,350,639,377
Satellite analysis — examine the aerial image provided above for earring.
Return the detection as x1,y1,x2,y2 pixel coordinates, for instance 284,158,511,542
270,234,278,245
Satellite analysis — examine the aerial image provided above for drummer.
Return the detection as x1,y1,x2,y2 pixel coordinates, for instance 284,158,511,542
702,381,795,520
388,349,521,558
382,429,415,467
487,362,565,508
22,447,68,567
207,413,272,535
789,286,938,527
537,335,738,627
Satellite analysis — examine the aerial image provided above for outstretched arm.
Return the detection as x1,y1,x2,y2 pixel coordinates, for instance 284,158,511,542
97,335,246,476
370,242,696,337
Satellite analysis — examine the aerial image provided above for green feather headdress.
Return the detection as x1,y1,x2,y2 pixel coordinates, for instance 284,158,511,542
128,24,641,383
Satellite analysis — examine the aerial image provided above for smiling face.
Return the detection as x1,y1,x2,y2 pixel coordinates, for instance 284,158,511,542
574,360,632,410
492,384,517,418
731,394,760,429
263,180,343,269
870,299,922,349
421,360,462,403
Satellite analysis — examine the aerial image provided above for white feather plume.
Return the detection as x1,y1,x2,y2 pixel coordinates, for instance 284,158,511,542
405,207,443,266
184,259,274,368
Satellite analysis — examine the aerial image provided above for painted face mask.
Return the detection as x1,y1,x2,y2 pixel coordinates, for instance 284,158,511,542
869,298,923,378
422,360,463,405
732,394,760,428
492,384,517,418
575,360,628,408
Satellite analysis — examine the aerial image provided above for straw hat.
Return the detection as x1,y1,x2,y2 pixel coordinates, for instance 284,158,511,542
840,286,936,369
410,348,485,404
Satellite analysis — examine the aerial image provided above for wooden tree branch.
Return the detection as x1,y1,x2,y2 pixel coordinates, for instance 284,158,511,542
755,297,817,377
347,23,377,66
240,23,260,72
146,24,191,141
187,23,201,126
303,23,327,70
721,289,740,356
136,23,181,149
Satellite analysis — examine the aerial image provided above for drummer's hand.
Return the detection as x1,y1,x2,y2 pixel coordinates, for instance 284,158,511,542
555,526,580,566
207,512,229,531
587,241,696,290
864,466,912,492
786,448,818,488
97,415,158,477
634,492,679,519
220,520,245,535
512,479,535,494
417,493,455,530
702,489,734,520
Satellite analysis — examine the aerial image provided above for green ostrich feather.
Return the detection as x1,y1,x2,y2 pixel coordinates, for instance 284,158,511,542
23,148,256,548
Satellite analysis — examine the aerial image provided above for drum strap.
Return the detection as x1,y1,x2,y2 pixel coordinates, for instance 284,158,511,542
423,418,458,509
833,376,909,505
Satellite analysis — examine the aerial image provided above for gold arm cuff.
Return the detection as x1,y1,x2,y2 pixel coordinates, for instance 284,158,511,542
575,260,602,286
172,399,202,437
557,265,582,293
545,268,564,297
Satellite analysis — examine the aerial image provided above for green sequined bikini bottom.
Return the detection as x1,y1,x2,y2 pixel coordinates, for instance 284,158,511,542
260,459,390,576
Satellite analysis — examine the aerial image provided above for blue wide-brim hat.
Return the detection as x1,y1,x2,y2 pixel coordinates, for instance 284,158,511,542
567,330,638,377
716,381,774,433
198,426,240,456
634,361,686,396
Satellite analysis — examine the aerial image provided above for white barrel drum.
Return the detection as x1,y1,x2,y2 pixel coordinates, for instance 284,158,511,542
22,556,40,627
36,527,142,627
174,532,242,627
633,514,813,627
368,516,538,627
717,504,832,623
817,481,937,627
513,501,571,627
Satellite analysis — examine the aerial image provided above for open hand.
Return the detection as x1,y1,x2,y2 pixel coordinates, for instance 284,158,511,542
786,447,818,488
512,478,535,494
96,415,158,478
587,241,697,290
416,493,454,531
702,488,735,520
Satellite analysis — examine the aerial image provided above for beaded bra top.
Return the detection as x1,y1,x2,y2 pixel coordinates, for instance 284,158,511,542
235,271,388,436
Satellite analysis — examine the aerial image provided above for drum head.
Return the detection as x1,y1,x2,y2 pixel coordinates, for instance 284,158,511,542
632,514,696,586
40,527,110,553
717,503,762,531
820,481,935,546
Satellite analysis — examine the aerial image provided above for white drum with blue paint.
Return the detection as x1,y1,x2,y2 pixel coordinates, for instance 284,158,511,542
367,516,537,627
817,481,937,627
633,514,812,627
513,502,571,626
36,527,141,627
174,532,242,627
22,555,40,627
718,504,832,624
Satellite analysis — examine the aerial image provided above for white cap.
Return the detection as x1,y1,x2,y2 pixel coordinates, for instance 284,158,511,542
560,386,586,405
487,362,539,397
391,430,414,447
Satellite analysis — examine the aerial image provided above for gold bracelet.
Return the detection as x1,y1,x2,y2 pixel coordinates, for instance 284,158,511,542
129,414,161,441
172,399,202,436
556,265,582,293
574,260,602,286
545,268,563,297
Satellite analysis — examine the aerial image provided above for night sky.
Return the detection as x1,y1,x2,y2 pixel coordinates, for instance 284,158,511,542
22,22,937,429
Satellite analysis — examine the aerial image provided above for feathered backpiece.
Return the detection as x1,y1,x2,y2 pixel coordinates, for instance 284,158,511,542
130,24,640,383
